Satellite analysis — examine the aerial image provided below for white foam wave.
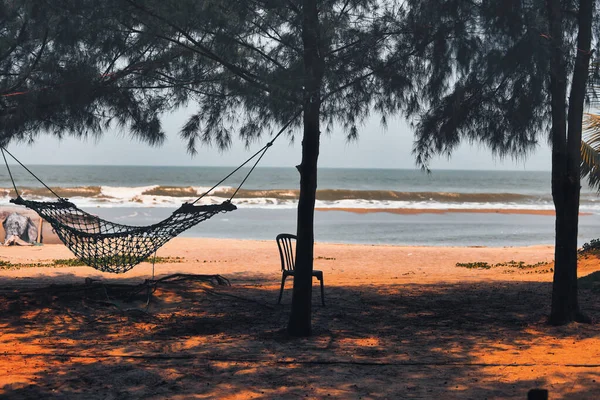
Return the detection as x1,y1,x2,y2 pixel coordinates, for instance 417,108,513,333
90,185,235,208
3,187,600,214
100,185,158,199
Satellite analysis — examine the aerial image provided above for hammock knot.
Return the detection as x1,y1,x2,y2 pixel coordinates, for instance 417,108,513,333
11,196,73,209
9,196,25,206
175,200,237,215
222,200,237,211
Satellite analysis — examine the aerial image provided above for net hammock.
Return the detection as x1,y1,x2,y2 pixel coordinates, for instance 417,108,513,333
1,114,299,273
9,196,235,273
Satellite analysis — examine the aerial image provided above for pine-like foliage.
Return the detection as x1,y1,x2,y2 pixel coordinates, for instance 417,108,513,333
404,0,596,168
29,0,428,152
0,0,209,146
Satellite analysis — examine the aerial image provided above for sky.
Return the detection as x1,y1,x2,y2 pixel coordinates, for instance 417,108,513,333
7,110,552,171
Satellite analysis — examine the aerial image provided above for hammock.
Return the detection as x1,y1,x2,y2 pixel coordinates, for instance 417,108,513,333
10,196,235,273
1,114,299,273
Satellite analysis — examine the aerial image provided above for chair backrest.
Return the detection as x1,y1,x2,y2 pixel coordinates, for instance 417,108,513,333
276,233,296,272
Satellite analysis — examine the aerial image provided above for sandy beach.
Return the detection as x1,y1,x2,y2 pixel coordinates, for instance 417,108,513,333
0,237,598,399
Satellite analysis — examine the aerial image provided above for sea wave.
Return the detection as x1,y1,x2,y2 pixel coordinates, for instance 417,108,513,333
2,185,599,212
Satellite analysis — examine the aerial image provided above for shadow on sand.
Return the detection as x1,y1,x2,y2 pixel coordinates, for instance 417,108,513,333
0,273,598,399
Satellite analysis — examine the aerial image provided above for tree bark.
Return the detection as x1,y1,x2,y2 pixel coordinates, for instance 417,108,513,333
288,0,324,337
546,0,568,307
547,0,594,325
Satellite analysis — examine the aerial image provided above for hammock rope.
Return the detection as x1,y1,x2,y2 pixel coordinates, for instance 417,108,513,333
191,112,299,204
1,147,63,200
1,113,300,273
1,147,19,197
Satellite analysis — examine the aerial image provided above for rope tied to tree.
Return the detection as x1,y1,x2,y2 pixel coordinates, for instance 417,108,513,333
1,111,301,273
190,111,301,204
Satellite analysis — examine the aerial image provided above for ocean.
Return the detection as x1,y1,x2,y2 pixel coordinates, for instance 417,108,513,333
2,165,600,247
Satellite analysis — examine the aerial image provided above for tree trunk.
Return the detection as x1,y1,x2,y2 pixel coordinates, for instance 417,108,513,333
288,0,324,337
548,0,594,325
546,0,569,322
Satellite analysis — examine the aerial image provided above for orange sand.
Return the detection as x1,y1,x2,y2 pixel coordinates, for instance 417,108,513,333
0,238,598,399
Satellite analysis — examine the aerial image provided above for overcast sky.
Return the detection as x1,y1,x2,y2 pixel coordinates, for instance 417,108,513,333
7,110,552,171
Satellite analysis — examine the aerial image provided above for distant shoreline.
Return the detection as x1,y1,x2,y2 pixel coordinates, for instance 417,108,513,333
315,207,591,216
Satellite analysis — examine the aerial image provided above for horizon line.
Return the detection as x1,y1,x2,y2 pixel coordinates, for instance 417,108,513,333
2,163,551,173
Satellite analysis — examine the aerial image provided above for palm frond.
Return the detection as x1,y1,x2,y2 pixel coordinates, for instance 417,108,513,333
583,113,600,145
581,113,600,192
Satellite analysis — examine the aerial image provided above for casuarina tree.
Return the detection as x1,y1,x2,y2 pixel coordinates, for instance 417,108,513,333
0,0,191,147
407,0,597,324
73,0,434,336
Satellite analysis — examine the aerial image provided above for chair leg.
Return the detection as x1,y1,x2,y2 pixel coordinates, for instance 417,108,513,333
319,276,325,306
277,274,287,304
